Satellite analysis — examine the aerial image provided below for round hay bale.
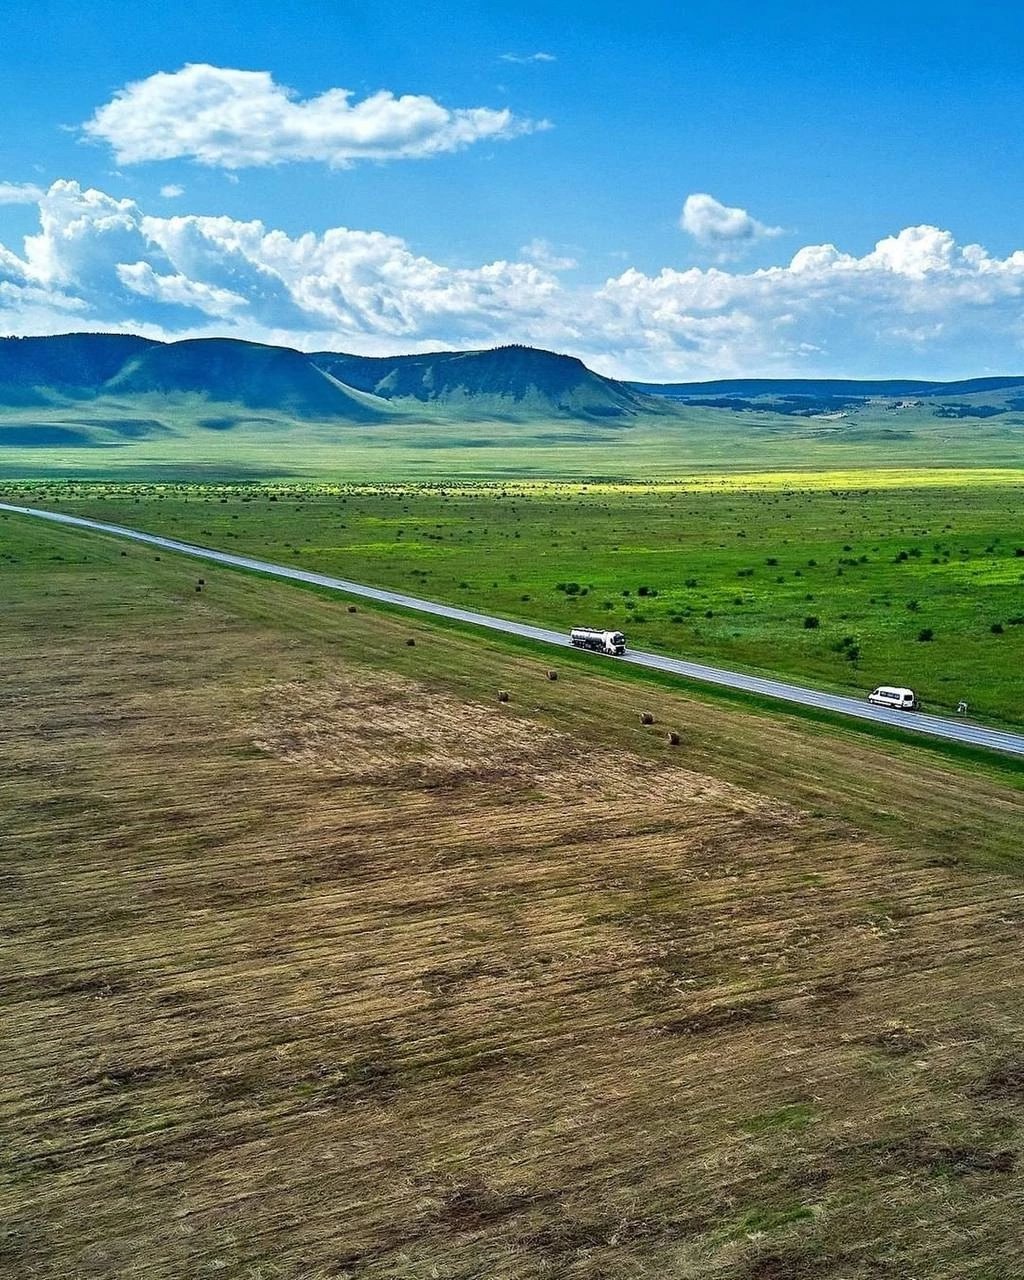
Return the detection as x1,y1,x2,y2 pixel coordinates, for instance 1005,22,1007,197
347,605,358,613
405,638,416,647
195,585,202,593
497,689,510,703
638,711,654,725
667,730,681,745
546,669,558,681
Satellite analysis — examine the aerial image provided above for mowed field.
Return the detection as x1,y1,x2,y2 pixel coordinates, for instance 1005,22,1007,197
3,515,1024,1278
13,469,1024,725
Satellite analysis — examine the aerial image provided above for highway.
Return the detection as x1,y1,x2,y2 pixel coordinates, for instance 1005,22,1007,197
4,500,1024,759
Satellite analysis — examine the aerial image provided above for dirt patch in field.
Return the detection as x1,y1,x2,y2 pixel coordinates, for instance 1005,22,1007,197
253,672,798,820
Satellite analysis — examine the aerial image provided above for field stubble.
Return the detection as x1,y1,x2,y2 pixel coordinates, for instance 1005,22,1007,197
2,522,1024,1277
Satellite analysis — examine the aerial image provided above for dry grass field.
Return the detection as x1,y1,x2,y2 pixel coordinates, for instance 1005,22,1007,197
3,517,1024,1278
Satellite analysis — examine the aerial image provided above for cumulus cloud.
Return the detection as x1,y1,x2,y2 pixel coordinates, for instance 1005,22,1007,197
592,224,1024,377
160,184,185,199
0,182,45,204
2,181,1024,379
680,193,783,254
82,64,547,169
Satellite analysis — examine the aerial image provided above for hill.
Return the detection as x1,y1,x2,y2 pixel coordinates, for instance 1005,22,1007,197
104,338,386,421
310,344,665,420
0,333,158,405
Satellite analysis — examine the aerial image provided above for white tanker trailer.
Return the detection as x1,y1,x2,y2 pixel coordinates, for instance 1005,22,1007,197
569,627,627,655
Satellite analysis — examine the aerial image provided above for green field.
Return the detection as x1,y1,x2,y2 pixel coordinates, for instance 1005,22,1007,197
3,388,1024,480
3,513,1024,1279
8,468,1022,726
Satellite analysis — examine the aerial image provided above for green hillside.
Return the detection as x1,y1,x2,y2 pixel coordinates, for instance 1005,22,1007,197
105,338,387,421
310,344,665,420
0,333,158,404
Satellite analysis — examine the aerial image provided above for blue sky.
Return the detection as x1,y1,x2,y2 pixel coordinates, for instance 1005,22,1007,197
2,0,1024,379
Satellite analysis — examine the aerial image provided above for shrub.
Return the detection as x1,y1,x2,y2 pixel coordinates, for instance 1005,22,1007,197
991,622,1005,634
804,616,820,629
918,628,934,642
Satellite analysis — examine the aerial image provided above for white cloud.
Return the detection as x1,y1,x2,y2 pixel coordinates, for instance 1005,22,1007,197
82,64,547,169
2,181,1024,379
0,182,45,204
680,193,783,254
160,184,185,198
500,52,557,64
590,225,1024,377
520,238,577,271
116,261,246,316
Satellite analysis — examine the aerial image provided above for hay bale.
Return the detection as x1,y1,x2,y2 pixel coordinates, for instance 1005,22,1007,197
347,605,358,613
497,689,510,703
405,638,416,647
197,578,205,585
546,669,558,681
667,730,681,745
638,711,654,725
195,585,202,593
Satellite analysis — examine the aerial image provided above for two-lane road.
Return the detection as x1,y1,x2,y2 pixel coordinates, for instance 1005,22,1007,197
4,501,1024,759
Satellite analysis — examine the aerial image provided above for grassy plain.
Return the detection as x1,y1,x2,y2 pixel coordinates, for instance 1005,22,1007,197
9,469,1023,726
2,390,1024,480
2,514,1024,1278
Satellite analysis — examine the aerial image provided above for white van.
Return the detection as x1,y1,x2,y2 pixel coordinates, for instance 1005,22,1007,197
868,686,919,711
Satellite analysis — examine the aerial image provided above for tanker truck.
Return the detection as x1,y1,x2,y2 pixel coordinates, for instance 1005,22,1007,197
569,627,627,656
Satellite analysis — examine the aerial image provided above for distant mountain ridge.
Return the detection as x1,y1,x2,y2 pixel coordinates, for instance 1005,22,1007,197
0,334,661,422
625,373,1024,420
627,375,1024,399
1,333,1022,424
